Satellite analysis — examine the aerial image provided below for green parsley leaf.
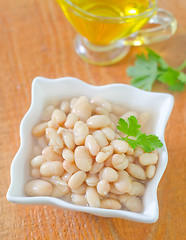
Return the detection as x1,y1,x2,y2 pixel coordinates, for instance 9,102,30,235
127,48,186,92
117,116,163,153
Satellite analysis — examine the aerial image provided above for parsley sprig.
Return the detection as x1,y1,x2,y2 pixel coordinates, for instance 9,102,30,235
117,116,163,153
127,48,186,91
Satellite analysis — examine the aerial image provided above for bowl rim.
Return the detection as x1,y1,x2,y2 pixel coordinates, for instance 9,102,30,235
6,76,174,223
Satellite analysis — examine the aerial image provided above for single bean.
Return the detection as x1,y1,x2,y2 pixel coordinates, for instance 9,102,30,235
100,167,118,182
73,121,89,145
25,179,53,196
121,111,138,121
31,155,46,168
101,127,116,141
128,181,145,197
31,168,41,178
86,187,100,208
85,135,100,156
50,176,69,196
40,161,64,177
64,113,78,129
91,96,112,112
51,144,63,155
46,127,64,148
95,107,109,116
32,122,48,137
96,152,110,163
87,115,111,129
139,153,158,166
92,130,108,148
74,146,93,172
101,146,114,157
71,183,86,194
85,174,99,187
58,128,75,150
134,147,144,157
72,96,91,121
41,105,55,121
49,100,60,107
114,170,132,193
62,148,74,162
68,171,87,189
42,146,63,162
126,163,146,180
112,154,129,170
63,160,78,174
118,194,131,205
90,162,104,174
60,100,70,114
51,109,66,125
125,196,143,213
70,97,77,108
71,194,88,206
97,180,110,196
146,165,156,178
100,199,121,210
111,140,129,154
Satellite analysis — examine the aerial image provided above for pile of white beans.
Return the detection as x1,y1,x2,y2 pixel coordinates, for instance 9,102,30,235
25,96,158,213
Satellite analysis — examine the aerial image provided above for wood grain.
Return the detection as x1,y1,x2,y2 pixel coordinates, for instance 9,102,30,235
0,0,186,239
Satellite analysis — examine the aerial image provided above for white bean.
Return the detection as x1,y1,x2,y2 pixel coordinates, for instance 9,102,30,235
126,145,134,156
71,194,88,206
46,127,64,148
87,115,111,129
111,104,126,116
32,122,48,137
64,113,78,129
127,163,146,180
62,148,74,162
25,179,53,196
134,147,144,157
63,161,78,174
95,107,109,116
91,96,112,112
31,168,41,178
108,113,118,125
101,127,116,141
100,167,118,182
47,120,59,130
111,140,129,154
92,130,108,148
60,100,70,114
71,183,86,194
86,174,99,186
51,186,69,197
85,135,100,156
31,155,46,168
42,146,63,162
72,96,91,121
114,171,132,193
51,109,66,125
86,187,100,208
112,154,129,170
40,161,64,177
73,121,89,145
139,153,158,166
68,171,87,189
58,128,75,150
125,196,143,213
146,165,156,178
41,105,55,121
96,152,110,163
128,181,145,197
138,112,150,126
74,146,93,172
100,199,121,210
97,180,110,196
90,162,104,174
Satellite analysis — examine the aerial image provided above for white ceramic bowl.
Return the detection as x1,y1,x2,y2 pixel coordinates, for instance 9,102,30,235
7,77,174,223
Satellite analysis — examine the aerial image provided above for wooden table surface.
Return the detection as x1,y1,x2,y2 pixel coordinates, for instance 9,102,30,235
0,0,186,239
